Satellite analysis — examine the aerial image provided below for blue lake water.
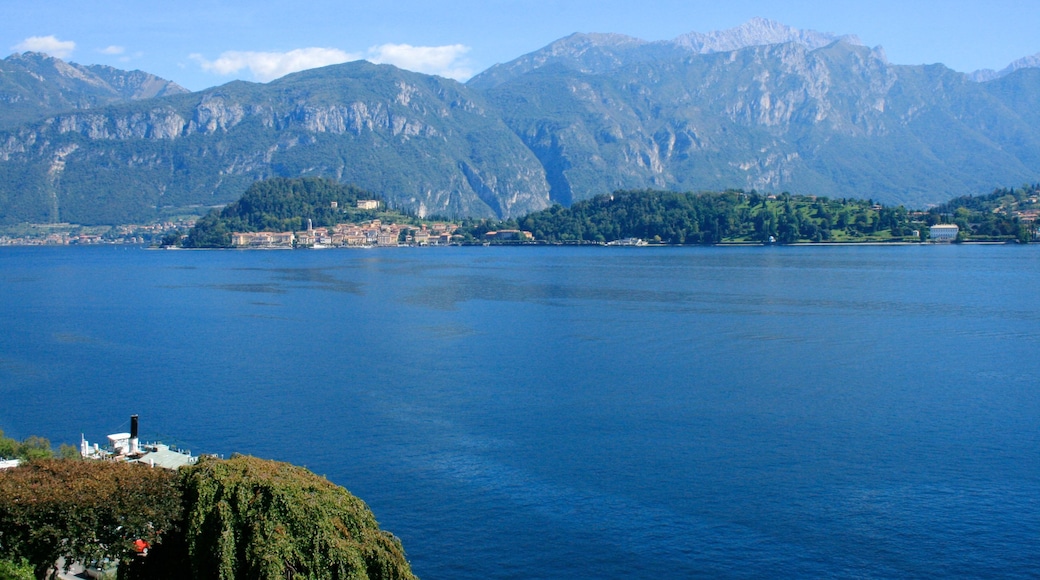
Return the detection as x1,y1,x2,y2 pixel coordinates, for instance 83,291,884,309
1,245,1039,578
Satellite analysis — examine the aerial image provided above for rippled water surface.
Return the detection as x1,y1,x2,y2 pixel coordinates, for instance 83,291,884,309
2,245,1039,578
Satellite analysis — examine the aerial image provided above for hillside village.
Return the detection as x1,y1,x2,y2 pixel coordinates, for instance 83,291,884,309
230,219,460,248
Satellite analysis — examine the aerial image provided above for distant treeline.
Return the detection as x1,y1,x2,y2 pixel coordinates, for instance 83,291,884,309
181,179,1039,247
459,189,917,244
0,428,78,462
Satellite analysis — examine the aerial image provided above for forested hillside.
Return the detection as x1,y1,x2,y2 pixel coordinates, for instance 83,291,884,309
465,190,917,244
183,177,420,247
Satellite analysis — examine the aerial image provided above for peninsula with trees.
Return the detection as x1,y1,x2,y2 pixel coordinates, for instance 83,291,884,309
174,177,1040,248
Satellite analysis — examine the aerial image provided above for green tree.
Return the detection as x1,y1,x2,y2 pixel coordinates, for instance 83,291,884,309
57,444,81,461
0,430,16,459
15,436,52,461
159,230,182,247
0,557,33,580
0,459,182,580
180,455,416,580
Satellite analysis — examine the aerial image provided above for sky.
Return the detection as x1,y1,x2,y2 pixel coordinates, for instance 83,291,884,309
4,0,1040,91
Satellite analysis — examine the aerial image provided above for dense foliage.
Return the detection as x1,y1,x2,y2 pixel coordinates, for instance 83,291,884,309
927,184,1039,242
0,454,416,580
0,459,182,580
461,189,918,244
183,177,387,248
0,428,79,462
186,180,1038,247
0,556,33,580
180,455,415,580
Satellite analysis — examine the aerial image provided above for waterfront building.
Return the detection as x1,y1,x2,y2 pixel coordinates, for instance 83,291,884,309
929,224,959,242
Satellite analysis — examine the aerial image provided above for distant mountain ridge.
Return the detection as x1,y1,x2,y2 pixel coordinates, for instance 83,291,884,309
969,52,1040,82
2,20,1040,225
0,61,549,224
469,18,868,90
0,52,188,129
674,17,863,53
471,32,1040,209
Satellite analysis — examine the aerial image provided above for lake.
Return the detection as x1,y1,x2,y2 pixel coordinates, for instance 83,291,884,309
1,244,1038,578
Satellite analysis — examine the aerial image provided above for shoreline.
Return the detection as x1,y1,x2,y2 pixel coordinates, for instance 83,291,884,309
2,240,1028,249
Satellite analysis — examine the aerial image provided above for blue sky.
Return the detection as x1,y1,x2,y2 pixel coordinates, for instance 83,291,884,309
4,0,1039,91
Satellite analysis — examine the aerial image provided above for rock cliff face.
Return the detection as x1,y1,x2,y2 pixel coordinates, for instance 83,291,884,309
673,17,862,54
0,62,550,224
2,20,1040,225
470,32,1040,208
0,52,188,129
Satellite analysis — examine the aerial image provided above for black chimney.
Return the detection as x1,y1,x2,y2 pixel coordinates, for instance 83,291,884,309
130,415,139,439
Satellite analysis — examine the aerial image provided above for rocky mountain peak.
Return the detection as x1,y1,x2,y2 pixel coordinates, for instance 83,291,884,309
469,19,870,90
674,17,862,54
969,52,1040,82
467,31,663,89
550,32,648,52
0,52,189,129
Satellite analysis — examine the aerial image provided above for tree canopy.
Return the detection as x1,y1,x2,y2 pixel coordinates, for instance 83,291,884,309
0,459,181,580
927,183,1039,242
461,189,920,244
0,455,416,580
180,455,415,580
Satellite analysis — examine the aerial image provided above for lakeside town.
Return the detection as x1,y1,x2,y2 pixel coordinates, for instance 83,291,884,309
0,219,198,247
4,218,1038,247
0,216,528,248
3,189,1040,247
234,219,457,249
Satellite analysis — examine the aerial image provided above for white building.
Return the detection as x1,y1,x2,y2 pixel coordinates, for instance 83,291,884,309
930,224,959,242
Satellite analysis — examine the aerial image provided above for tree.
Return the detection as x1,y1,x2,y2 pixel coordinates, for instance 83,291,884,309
159,230,182,247
0,459,181,580
0,557,33,580
180,455,416,580
0,430,55,461
57,444,80,460
16,436,53,461
0,430,16,459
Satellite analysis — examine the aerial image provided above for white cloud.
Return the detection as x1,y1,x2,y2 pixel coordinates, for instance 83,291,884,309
13,35,76,59
367,44,473,80
192,43,474,82
191,47,360,82
99,45,125,55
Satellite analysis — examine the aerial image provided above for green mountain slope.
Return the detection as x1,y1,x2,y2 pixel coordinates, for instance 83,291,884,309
471,38,1040,209
0,61,550,225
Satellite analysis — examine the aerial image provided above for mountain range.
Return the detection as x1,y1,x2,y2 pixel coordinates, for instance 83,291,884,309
2,18,1040,225
0,51,188,130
